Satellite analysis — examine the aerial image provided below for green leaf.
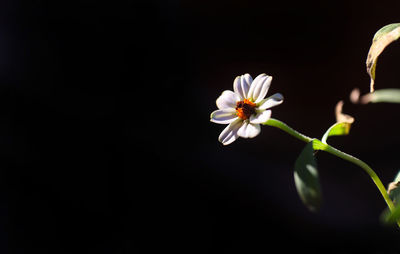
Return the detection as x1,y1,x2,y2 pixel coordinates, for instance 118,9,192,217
294,141,322,212
321,122,352,144
311,139,328,151
321,100,354,144
362,89,400,103
366,23,400,92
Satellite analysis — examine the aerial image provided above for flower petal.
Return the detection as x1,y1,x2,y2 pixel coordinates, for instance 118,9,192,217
237,121,261,138
216,90,240,109
241,74,253,98
233,74,252,99
237,121,249,138
247,73,266,100
218,119,243,145
258,93,284,110
250,110,271,124
210,109,238,124
248,74,272,103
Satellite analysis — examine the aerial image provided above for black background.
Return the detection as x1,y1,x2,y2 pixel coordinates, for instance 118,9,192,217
2,0,400,253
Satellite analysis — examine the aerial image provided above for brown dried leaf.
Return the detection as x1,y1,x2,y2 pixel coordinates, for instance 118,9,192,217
366,23,400,92
335,100,354,124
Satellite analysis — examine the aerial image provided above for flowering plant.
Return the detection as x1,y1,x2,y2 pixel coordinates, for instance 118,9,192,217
210,23,400,227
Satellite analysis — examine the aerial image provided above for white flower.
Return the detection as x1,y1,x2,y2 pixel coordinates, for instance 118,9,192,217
210,73,284,145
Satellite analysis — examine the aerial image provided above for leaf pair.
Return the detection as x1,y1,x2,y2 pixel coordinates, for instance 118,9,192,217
294,110,354,212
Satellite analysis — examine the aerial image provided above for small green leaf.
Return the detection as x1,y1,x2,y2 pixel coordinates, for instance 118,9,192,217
326,122,351,137
311,139,328,151
366,23,400,92
321,122,352,144
294,141,322,212
362,89,400,104
320,101,354,144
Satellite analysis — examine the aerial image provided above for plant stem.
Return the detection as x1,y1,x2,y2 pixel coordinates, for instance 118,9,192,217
264,118,313,143
264,118,399,225
323,145,396,212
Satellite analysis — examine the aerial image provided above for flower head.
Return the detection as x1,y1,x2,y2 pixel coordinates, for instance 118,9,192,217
210,73,283,145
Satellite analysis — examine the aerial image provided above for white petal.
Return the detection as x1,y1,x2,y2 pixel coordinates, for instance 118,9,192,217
210,109,238,124
248,74,272,103
247,73,266,100
241,74,253,98
258,93,284,110
218,119,243,145
237,121,261,138
233,74,252,99
237,121,249,138
255,76,272,103
216,90,240,109
250,110,271,124
247,123,261,138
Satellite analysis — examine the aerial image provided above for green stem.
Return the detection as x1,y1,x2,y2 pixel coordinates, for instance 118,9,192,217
323,145,396,212
264,118,398,225
264,118,313,143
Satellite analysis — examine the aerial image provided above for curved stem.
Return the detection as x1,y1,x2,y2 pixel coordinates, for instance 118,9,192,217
323,145,396,211
264,118,399,225
264,118,313,143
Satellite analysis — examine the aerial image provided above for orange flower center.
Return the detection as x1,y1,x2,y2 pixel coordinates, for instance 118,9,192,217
236,99,256,120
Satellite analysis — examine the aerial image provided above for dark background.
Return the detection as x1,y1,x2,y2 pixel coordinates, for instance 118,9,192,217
1,0,400,253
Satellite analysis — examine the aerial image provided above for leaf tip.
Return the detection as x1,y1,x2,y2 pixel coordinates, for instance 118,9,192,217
335,100,354,124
